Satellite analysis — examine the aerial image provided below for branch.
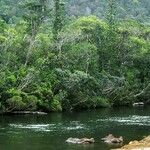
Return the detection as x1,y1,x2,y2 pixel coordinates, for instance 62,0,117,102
134,83,150,98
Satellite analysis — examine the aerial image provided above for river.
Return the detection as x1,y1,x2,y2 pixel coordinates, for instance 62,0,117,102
0,106,150,150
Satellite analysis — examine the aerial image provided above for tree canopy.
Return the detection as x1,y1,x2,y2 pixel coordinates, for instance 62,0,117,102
0,0,150,112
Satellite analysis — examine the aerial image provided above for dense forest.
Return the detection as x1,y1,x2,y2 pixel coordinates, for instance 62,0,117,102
0,0,150,112
1,0,150,23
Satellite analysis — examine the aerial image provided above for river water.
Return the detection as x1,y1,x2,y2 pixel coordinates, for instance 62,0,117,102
0,106,150,150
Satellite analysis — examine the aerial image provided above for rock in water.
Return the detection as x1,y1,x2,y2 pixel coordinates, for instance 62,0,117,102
101,134,123,144
66,138,95,144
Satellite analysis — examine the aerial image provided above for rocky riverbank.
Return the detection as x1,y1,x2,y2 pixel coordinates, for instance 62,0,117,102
113,136,150,150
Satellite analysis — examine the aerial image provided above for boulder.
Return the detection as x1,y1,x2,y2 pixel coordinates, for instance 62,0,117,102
101,134,123,144
112,135,150,150
66,137,95,144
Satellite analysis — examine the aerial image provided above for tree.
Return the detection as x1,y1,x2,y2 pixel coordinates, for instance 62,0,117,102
53,0,65,41
22,0,49,66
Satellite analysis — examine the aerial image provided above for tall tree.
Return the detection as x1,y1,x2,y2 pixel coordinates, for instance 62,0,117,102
106,0,118,74
23,0,49,66
53,0,65,41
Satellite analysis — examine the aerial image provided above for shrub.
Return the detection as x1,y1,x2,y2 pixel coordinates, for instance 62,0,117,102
96,97,111,108
23,95,38,111
6,96,26,111
51,95,62,112
37,99,51,112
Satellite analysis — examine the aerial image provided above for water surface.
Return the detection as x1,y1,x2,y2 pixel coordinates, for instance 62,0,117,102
0,106,150,150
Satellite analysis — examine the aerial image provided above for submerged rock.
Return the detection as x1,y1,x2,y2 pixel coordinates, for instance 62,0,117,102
66,137,95,144
101,134,123,144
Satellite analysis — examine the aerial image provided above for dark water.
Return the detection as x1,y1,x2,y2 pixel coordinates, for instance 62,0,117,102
0,106,150,150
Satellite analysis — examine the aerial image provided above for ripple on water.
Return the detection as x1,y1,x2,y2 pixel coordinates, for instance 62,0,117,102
64,125,84,130
9,121,86,132
9,124,53,132
97,115,150,126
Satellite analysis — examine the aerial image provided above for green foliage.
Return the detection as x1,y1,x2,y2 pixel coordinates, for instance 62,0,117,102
95,97,111,108
6,96,26,111
51,94,62,112
5,95,38,111
55,69,108,110
23,95,38,110
72,16,108,32
53,0,65,40
0,0,150,113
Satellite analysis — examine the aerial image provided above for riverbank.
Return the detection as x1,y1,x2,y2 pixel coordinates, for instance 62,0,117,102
113,136,150,150
0,111,48,115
